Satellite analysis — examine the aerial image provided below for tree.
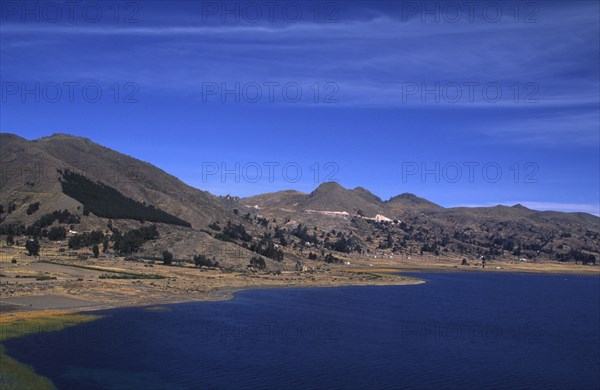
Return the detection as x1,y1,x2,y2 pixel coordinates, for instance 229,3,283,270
250,256,266,270
102,237,109,253
193,254,218,268
6,234,14,247
92,244,100,258
25,239,40,256
26,202,40,215
47,226,67,241
162,250,173,265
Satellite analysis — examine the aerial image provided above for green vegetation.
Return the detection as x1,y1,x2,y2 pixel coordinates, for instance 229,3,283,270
162,250,173,265
112,225,160,255
324,253,343,264
557,249,597,265
291,223,319,245
68,230,105,249
193,254,219,268
98,273,164,280
29,209,80,230
36,276,57,281
0,223,26,237
47,226,67,241
25,239,40,256
249,256,266,270
248,240,284,261
0,311,101,389
60,170,191,227
0,346,55,390
328,234,362,254
220,221,252,242
26,202,40,215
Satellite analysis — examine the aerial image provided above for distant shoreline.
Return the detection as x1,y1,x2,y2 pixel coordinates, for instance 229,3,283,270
0,274,425,315
2,261,598,315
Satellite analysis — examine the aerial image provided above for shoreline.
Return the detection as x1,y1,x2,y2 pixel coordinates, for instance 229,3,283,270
1,273,426,315
2,261,598,315
1,266,597,388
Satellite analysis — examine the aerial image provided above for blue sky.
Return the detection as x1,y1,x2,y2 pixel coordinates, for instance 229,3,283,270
1,0,599,214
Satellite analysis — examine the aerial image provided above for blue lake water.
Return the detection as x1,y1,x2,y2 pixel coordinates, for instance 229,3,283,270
5,272,600,389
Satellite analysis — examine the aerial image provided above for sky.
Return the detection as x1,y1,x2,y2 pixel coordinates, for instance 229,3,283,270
1,0,599,215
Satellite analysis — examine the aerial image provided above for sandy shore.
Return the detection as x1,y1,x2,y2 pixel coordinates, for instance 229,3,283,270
1,245,597,315
0,259,424,314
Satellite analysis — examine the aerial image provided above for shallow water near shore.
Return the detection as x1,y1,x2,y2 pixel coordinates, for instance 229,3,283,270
5,272,600,389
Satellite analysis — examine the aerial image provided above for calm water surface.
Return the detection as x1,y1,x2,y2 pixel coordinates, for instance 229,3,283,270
6,272,600,389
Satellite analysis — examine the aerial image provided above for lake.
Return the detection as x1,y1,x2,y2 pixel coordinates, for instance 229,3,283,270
5,272,600,389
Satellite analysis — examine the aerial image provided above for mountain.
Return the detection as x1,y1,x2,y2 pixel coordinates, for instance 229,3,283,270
386,193,443,214
243,183,390,218
31,133,229,228
0,133,262,269
1,133,598,267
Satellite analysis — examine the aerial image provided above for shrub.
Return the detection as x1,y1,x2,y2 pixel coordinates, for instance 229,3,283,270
324,253,342,264
47,226,67,241
222,221,252,242
193,254,219,268
26,202,40,215
162,250,173,265
68,230,105,249
112,225,160,255
25,239,40,256
249,256,266,270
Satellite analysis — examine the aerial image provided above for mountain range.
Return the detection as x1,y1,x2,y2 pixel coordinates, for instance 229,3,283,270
1,133,598,269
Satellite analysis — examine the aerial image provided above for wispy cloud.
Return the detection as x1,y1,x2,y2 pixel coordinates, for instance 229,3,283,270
472,110,600,147
1,2,598,147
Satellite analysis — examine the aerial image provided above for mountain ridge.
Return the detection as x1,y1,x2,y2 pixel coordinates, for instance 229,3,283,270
1,133,598,267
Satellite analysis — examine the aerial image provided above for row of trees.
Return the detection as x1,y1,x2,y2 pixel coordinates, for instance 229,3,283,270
60,170,191,227
68,230,106,249
112,225,160,255
30,209,80,230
